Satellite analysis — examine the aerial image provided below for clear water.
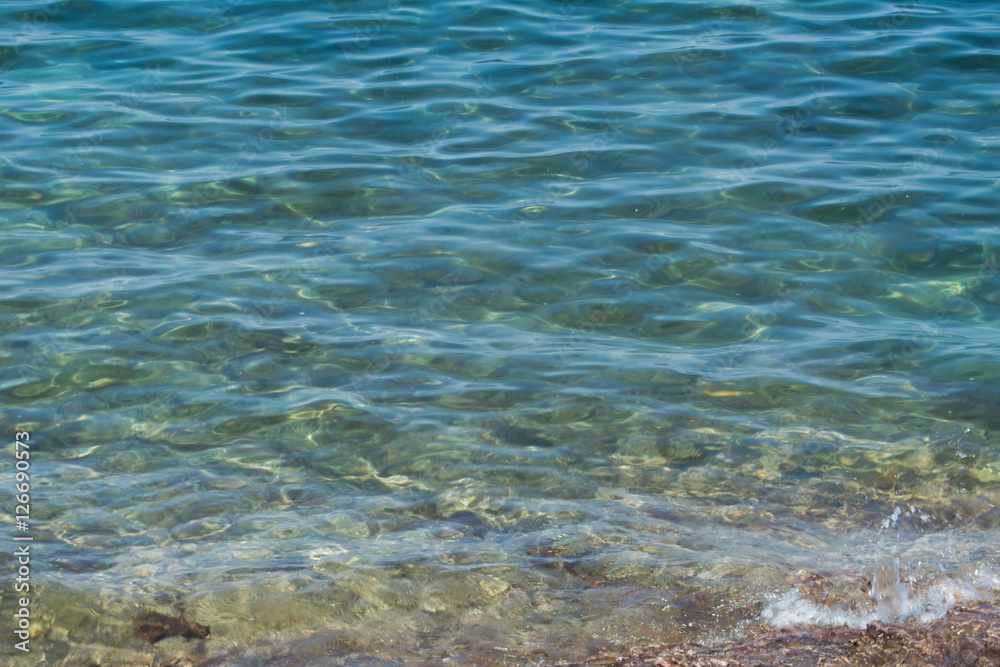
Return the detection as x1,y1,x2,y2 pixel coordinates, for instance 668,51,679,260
2,0,999,664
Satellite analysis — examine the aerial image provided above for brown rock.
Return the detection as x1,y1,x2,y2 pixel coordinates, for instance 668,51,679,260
561,597,1000,667
134,611,210,644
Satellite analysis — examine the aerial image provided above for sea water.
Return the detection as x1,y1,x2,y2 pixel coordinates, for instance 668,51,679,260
1,0,999,664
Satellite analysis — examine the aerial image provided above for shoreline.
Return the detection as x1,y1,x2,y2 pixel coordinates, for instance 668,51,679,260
560,596,1000,667
32,572,1000,666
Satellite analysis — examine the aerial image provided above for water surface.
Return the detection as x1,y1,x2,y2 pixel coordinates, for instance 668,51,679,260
1,0,999,664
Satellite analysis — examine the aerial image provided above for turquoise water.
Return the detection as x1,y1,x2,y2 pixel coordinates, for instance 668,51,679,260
2,0,999,663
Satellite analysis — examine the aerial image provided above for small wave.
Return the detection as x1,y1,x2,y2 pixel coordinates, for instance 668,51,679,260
762,589,878,629
763,574,979,629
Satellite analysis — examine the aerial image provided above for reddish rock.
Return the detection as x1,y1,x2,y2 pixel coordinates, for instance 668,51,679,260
134,611,210,644
561,597,1000,667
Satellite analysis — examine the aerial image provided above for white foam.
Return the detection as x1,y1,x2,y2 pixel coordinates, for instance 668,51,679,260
882,506,902,529
762,577,974,630
763,505,998,631
762,589,876,629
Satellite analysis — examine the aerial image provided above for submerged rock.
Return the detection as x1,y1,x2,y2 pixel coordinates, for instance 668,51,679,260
134,611,210,644
562,597,1000,666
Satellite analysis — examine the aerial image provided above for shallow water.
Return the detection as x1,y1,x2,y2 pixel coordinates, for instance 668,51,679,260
1,0,999,664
